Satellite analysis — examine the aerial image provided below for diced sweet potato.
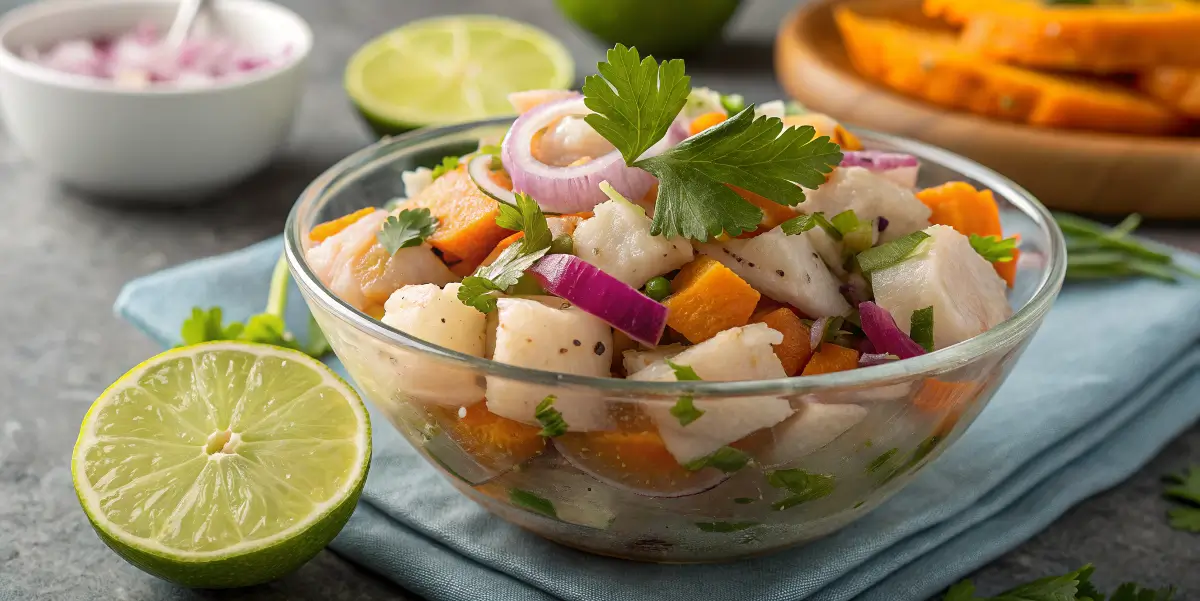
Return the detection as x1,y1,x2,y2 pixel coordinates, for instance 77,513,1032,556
663,256,761,343
439,404,545,472
914,378,982,435
918,182,1017,287
401,167,511,267
732,185,798,231
800,343,860,376
481,232,524,267
752,307,813,376
310,207,377,243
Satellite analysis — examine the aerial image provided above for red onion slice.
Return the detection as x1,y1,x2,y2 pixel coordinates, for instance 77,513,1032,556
501,95,685,213
841,151,920,189
554,434,730,498
859,352,899,367
858,301,926,360
528,254,667,346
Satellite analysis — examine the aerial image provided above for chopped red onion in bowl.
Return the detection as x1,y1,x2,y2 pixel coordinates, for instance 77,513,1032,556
21,20,288,88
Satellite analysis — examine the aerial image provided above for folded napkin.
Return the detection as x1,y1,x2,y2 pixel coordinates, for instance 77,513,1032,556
116,236,1200,601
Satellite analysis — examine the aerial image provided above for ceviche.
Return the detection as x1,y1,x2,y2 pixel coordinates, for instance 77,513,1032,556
301,46,1023,557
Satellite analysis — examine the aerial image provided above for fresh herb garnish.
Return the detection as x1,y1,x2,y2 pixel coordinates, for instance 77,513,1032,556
969,234,1019,263
1163,465,1200,533
684,446,751,473
943,564,1175,601
1056,213,1198,283
478,144,503,170
180,255,329,358
866,448,900,474
377,208,438,255
665,358,702,381
664,359,706,425
695,521,758,533
534,395,568,437
856,230,931,274
669,396,705,426
831,210,874,254
458,192,552,313
430,155,461,180
910,306,935,353
781,211,841,239
766,468,836,510
509,489,557,518
582,45,842,241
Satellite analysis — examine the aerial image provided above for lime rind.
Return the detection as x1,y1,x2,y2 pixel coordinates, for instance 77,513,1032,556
71,341,371,588
345,15,574,133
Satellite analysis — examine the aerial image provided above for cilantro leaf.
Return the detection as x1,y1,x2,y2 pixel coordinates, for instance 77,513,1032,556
866,448,899,473
534,395,568,437
970,234,1020,263
665,358,702,381
781,212,841,239
430,155,460,180
766,468,836,510
989,564,1093,601
582,44,691,164
1167,506,1200,532
1109,582,1178,601
637,107,843,240
943,580,978,601
457,193,553,313
181,307,241,346
669,396,705,426
684,446,750,473
509,489,557,518
1162,466,1200,506
910,306,935,353
377,208,438,255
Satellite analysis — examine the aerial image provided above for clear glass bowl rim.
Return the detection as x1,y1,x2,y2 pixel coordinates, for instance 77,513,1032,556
284,117,1067,397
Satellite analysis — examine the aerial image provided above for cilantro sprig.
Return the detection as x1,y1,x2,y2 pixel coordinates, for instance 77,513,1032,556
909,306,934,353
1056,213,1198,283
1162,465,1200,533
781,211,841,239
665,359,705,426
969,234,1019,263
377,208,438,255
458,192,552,313
943,564,1175,601
180,255,329,358
582,44,843,241
766,468,836,511
533,395,568,437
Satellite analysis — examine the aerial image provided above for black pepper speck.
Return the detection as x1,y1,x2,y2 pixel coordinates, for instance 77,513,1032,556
805,273,812,284
594,341,606,356
559,348,568,354
440,318,446,323
573,339,581,346
776,270,785,277
748,262,756,268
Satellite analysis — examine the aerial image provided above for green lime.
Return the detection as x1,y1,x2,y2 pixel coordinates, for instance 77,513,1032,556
554,0,741,58
71,342,371,588
345,15,575,136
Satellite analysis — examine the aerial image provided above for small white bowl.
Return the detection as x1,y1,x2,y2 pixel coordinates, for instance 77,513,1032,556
0,0,311,201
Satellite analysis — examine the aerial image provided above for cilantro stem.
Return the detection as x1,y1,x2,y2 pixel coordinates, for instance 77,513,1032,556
266,253,290,319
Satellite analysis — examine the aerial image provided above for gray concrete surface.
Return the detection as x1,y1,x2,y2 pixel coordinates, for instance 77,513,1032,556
0,0,1197,599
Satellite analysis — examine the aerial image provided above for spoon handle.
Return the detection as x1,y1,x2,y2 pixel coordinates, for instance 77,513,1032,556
164,0,212,48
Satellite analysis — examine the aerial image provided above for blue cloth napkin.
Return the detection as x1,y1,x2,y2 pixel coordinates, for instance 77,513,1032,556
116,236,1200,601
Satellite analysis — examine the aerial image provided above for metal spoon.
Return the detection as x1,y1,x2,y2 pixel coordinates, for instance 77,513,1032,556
164,0,213,48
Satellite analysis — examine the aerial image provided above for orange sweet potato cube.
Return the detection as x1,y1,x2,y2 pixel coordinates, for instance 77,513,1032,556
751,307,813,376
663,256,760,343
401,167,511,267
800,343,860,376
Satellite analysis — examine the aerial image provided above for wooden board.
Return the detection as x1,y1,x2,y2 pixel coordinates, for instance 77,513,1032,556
774,0,1200,219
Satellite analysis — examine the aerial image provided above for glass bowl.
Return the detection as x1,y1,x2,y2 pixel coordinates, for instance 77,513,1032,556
283,118,1066,563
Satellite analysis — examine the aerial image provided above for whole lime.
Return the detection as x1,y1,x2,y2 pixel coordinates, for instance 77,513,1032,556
554,0,742,58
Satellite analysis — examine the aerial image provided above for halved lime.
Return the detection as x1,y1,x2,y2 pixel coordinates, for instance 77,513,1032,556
71,342,370,588
345,15,575,136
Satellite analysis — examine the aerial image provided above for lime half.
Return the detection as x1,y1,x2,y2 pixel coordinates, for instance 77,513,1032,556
345,15,575,135
72,342,370,588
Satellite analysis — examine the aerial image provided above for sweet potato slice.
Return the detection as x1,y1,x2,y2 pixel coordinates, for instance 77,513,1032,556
1139,67,1200,118
924,0,1200,72
835,8,1185,135
800,343,860,376
917,182,1016,287
663,256,761,344
310,207,377,243
751,307,813,376
400,167,511,267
